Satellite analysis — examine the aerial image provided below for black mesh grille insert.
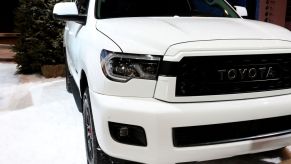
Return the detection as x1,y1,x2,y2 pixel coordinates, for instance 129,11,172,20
173,115,291,147
159,54,291,96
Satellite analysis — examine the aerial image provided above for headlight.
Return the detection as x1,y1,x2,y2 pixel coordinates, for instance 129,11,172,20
101,50,162,82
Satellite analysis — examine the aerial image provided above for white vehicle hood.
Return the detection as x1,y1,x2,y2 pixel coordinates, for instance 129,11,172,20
96,17,291,55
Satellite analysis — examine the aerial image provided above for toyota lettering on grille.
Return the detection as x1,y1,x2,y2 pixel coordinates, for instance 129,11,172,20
217,66,277,81
173,54,291,96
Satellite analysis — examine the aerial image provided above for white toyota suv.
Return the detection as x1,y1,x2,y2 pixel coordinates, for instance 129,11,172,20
53,0,291,163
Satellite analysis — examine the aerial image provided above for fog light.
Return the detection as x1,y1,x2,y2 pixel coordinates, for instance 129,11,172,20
119,127,129,137
109,122,147,146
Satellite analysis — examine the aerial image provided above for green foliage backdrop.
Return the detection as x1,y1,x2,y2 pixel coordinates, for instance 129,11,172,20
13,0,65,74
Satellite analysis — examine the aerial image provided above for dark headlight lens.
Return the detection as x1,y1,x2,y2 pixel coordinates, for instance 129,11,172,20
101,50,161,82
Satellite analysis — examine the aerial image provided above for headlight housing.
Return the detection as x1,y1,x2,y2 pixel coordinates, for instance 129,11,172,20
101,50,162,82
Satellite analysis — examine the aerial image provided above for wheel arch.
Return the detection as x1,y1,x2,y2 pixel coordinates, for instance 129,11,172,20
80,70,89,101
71,69,89,113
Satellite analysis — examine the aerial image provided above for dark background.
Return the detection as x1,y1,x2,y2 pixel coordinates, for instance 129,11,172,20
0,0,19,32
0,0,290,33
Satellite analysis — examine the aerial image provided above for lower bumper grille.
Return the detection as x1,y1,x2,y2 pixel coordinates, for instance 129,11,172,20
173,115,291,147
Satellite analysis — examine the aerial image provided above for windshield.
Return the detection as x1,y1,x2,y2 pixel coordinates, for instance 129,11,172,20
96,0,239,19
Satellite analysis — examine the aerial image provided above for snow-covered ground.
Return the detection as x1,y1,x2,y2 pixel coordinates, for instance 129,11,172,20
0,63,86,164
0,62,290,164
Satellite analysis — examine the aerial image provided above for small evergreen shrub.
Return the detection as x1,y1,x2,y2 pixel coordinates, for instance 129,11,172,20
13,0,65,74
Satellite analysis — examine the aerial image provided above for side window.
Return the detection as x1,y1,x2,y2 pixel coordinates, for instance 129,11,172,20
76,0,89,15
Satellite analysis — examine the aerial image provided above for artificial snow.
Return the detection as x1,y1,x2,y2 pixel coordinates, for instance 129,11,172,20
0,63,86,164
0,62,290,164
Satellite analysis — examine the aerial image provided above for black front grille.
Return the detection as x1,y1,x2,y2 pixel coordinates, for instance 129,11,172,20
159,54,291,96
173,115,291,147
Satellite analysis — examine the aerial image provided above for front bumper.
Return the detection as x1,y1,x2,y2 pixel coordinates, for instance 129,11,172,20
89,90,291,164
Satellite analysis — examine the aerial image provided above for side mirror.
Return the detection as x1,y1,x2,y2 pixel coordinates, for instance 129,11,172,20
53,2,86,25
235,6,248,17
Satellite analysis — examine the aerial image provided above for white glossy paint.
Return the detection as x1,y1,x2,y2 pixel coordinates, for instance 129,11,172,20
164,39,291,58
53,2,78,16
56,0,291,162
235,6,248,17
96,17,291,55
90,90,291,164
